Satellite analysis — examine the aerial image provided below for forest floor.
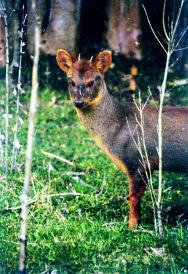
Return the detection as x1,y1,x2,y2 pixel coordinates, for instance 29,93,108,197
0,87,188,273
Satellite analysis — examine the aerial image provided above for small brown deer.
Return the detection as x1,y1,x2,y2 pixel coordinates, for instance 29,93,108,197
56,49,188,228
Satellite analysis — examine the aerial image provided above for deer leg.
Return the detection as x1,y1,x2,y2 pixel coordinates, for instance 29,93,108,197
128,170,147,229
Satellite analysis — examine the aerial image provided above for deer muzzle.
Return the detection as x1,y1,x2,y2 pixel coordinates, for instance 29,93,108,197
74,99,84,108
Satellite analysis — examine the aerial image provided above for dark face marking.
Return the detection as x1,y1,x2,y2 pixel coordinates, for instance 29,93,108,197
67,61,103,109
56,49,112,109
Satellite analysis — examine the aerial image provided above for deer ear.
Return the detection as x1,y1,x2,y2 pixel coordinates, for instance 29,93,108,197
56,49,73,74
95,50,112,74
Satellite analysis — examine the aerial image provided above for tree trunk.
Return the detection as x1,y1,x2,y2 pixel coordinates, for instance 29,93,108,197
27,0,77,56
9,0,23,89
26,0,46,54
106,0,141,60
0,18,5,66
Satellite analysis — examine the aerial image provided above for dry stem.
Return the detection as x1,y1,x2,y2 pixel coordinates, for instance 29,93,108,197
41,150,74,166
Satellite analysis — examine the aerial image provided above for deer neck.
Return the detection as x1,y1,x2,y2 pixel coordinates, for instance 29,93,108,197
76,82,112,132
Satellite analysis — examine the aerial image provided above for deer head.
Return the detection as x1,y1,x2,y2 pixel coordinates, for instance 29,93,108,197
56,49,112,109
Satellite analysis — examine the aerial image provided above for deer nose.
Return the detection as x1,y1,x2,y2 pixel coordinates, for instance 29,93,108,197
74,100,84,108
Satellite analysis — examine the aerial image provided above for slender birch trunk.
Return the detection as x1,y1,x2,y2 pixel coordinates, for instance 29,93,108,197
157,51,171,238
18,1,40,272
143,0,185,237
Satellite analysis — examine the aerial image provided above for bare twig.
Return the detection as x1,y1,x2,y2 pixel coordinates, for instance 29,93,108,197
171,0,184,46
127,93,158,233
169,55,181,68
41,150,74,166
142,5,167,54
174,45,188,51
162,0,170,41
174,25,188,49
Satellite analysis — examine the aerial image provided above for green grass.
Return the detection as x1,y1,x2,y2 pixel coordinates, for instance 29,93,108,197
0,88,188,273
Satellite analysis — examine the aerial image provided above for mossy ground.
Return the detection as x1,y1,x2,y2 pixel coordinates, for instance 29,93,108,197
0,87,187,273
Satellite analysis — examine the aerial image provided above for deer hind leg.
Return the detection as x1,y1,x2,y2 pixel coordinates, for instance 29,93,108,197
128,170,147,229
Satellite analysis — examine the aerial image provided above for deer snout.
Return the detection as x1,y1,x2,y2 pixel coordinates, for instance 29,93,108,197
74,99,84,108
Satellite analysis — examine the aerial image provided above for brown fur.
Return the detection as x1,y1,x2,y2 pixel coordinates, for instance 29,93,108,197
56,49,188,229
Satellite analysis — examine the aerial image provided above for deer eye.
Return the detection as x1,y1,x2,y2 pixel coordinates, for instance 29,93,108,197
95,76,101,81
69,80,75,87
87,81,94,87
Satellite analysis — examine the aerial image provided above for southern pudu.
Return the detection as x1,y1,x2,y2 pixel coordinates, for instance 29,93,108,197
56,49,188,229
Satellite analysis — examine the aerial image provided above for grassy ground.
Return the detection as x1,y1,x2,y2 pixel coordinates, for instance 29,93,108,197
0,87,188,273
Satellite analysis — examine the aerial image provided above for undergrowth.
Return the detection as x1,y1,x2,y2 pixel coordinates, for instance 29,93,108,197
0,87,187,273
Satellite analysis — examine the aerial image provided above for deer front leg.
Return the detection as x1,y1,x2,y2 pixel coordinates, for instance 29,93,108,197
128,171,147,229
